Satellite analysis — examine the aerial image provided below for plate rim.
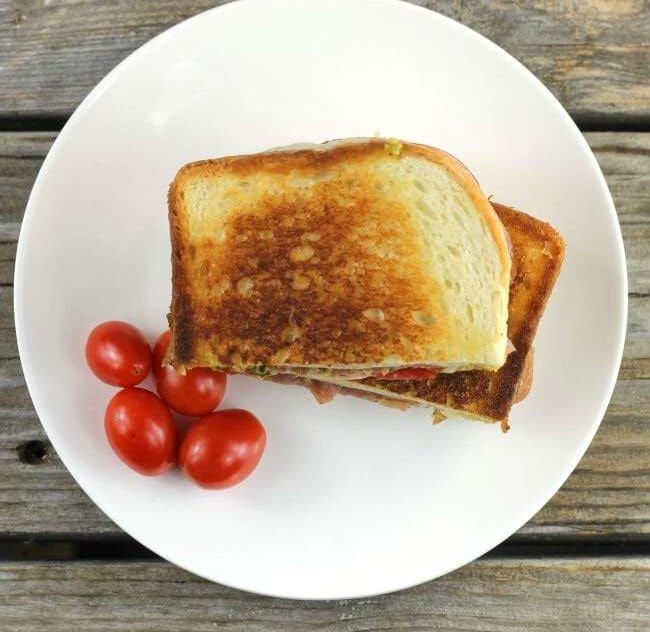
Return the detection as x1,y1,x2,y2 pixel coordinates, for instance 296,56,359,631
13,0,628,600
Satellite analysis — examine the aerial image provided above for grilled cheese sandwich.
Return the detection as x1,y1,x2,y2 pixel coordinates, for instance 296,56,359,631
167,138,512,379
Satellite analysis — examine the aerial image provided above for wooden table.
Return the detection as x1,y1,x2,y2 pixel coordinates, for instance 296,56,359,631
1,1,648,629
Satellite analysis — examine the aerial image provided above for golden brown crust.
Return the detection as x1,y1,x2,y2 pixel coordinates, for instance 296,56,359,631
513,347,534,404
167,139,508,371
360,203,565,422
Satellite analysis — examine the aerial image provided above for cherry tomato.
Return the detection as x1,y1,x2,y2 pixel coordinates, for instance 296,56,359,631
179,409,266,489
153,330,226,416
86,321,151,387
377,367,440,380
104,387,177,476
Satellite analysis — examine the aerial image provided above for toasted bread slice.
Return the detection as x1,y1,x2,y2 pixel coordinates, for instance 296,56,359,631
167,139,511,374
282,203,565,425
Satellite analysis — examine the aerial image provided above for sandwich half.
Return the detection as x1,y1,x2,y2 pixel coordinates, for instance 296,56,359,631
268,203,565,429
167,138,511,379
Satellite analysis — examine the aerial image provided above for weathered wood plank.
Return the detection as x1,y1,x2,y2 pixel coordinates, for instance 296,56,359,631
0,314,647,538
0,241,16,285
587,132,650,225
0,131,648,538
2,131,649,229
0,558,648,631
2,373,648,537
0,1,648,120
0,132,51,228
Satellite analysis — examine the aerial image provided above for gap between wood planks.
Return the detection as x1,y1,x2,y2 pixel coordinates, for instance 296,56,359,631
0,114,650,134
0,537,649,562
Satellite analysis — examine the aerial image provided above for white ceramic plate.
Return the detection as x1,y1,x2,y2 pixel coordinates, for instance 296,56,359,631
15,0,626,599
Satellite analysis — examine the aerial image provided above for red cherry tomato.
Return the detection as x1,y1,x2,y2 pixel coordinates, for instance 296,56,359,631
377,367,440,380
179,409,266,489
86,321,151,387
153,330,226,416
104,387,177,476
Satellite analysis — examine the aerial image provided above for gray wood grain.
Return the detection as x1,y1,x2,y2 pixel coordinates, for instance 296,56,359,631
0,558,648,631
0,1,648,120
0,131,648,539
